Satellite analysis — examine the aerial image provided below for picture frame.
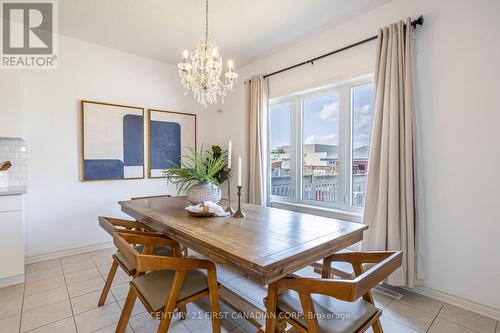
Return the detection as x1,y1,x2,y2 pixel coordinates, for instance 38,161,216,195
147,109,197,178
81,100,145,181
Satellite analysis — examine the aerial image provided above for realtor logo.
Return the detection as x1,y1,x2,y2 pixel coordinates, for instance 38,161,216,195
1,0,58,69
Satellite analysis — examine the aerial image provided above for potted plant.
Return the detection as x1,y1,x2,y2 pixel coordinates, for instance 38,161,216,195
163,146,227,204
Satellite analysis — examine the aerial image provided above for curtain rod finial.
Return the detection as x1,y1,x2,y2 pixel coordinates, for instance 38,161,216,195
412,15,424,28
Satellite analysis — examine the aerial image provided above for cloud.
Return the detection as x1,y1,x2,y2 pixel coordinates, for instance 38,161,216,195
317,102,339,122
304,132,338,145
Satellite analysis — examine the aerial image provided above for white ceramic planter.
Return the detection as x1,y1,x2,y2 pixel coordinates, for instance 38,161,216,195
187,182,221,204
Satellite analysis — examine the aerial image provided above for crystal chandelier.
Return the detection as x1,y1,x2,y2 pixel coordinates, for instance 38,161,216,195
177,0,238,108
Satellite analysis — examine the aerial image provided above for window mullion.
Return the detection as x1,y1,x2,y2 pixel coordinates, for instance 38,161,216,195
294,96,301,203
337,86,350,210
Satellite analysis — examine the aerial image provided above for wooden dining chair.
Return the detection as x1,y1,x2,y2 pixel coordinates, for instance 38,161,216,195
130,194,189,257
311,249,357,279
265,251,402,333
97,216,182,307
113,230,221,333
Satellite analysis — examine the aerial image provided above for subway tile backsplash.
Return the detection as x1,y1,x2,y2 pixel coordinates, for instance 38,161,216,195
0,138,28,186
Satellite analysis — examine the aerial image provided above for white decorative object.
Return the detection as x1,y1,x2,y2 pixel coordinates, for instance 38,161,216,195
185,201,229,217
177,0,238,107
237,156,242,186
187,182,222,204
0,171,8,188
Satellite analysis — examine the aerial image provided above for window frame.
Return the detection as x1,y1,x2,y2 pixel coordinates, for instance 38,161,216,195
268,75,373,217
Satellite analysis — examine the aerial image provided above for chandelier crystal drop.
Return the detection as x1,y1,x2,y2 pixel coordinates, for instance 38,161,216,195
178,0,238,108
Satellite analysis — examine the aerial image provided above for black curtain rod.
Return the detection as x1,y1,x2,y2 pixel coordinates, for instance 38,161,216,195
255,15,424,80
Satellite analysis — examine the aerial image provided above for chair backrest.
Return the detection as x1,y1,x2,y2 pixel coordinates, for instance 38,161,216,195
112,230,183,272
98,216,154,237
273,251,402,303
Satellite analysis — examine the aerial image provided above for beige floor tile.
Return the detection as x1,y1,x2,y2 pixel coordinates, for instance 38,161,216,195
25,266,63,283
293,266,319,278
129,312,161,333
74,302,122,333
438,304,497,333
70,289,115,315
0,315,20,333
20,300,72,332
216,263,243,282
365,316,421,333
110,283,130,302
229,321,261,333
225,276,267,307
67,276,104,298
60,253,92,265
97,264,132,286
25,317,76,333
22,286,68,313
397,288,444,315
118,298,147,316
65,266,101,286
184,299,240,332
92,254,114,266
383,301,435,332
25,259,61,274
111,270,132,286
24,275,65,296
88,248,116,259
372,290,394,309
184,315,237,333
92,322,134,333
0,297,22,320
97,263,113,276
129,311,184,333
496,321,499,333
429,318,478,333
61,259,95,274
0,284,24,302
166,323,193,333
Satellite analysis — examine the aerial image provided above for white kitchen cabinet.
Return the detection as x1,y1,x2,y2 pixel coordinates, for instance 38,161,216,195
0,194,25,287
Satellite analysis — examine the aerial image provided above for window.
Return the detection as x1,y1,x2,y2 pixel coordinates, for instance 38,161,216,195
268,77,374,214
270,102,293,198
351,85,374,207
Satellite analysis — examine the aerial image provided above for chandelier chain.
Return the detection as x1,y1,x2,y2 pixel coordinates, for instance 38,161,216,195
205,0,209,42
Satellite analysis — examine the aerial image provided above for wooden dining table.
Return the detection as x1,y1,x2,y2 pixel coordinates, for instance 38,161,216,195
119,196,368,332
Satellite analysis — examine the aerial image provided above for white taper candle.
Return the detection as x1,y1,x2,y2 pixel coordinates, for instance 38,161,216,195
237,156,242,186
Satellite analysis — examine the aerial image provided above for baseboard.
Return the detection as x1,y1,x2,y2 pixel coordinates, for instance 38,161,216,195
409,285,500,321
26,241,114,264
0,274,24,288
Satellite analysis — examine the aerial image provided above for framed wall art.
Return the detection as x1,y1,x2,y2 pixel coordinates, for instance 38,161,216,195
81,100,145,181
147,109,197,178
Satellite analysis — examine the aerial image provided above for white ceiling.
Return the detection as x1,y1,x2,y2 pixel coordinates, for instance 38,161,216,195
59,0,390,67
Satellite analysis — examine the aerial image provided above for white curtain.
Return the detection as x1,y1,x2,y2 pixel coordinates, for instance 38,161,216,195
246,74,269,205
362,18,423,287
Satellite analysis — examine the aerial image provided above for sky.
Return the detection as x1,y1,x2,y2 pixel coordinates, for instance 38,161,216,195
270,84,373,150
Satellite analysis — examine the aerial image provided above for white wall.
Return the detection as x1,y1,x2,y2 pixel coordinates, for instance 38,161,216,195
0,35,204,259
203,0,500,316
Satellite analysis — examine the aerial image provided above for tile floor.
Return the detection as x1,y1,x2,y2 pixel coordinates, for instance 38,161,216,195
0,248,498,333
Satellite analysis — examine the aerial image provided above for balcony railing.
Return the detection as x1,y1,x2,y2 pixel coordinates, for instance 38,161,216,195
271,174,367,207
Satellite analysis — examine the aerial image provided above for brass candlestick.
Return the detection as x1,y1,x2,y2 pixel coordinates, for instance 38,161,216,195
225,168,235,214
233,186,245,218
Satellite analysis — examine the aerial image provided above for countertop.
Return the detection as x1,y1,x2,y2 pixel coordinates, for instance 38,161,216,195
0,186,27,196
